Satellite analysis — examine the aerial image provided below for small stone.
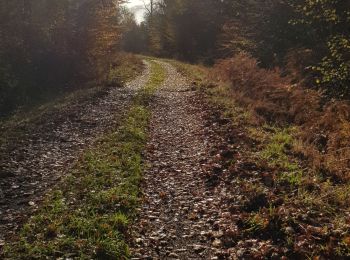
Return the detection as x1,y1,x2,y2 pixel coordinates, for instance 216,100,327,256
168,253,179,258
212,239,222,248
193,244,206,253
150,236,159,241
285,227,294,234
212,230,224,238
200,231,207,236
237,249,245,257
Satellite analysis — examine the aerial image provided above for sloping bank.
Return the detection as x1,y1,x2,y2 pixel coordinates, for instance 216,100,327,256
169,57,350,258
2,60,165,259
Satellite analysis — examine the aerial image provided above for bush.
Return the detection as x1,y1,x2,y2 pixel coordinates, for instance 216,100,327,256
214,52,350,180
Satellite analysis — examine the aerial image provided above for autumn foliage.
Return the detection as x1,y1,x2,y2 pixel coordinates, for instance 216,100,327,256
214,52,350,180
0,0,123,116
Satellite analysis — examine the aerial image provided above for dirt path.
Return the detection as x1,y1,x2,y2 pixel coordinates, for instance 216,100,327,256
0,62,150,244
131,62,232,259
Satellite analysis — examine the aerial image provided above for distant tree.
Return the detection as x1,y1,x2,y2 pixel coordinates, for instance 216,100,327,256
141,0,228,62
218,0,310,67
219,0,350,96
0,0,123,115
120,8,149,53
292,0,350,97
125,0,350,98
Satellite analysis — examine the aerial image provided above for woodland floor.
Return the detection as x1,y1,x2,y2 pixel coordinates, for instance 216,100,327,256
130,61,261,259
129,61,350,259
0,60,241,259
1,59,345,259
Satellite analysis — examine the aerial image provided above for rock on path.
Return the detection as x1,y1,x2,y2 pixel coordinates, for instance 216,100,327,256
131,62,233,259
0,62,150,243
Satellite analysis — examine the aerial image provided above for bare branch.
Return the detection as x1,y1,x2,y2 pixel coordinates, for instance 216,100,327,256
142,0,151,15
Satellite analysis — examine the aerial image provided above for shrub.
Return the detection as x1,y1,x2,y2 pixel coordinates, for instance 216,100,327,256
214,52,350,180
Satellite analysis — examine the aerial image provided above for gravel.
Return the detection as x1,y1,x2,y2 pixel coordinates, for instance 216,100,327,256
131,62,234,259
0,62,151,242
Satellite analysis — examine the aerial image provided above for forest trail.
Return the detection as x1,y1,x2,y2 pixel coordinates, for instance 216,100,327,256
2,60,250,259
0,62,151,244
131,61,231,259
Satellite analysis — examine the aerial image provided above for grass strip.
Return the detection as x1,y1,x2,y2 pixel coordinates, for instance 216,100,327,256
2,60,166,260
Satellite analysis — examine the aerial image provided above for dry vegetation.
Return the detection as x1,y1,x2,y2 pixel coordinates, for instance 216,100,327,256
173,53,350,257
213,53,350,181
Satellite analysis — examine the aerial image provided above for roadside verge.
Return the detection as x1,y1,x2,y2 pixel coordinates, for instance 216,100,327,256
2,60,165,259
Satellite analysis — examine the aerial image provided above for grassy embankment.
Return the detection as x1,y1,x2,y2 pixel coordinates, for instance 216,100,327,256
171,58,350,258
0,53,144,149
3,60,166,259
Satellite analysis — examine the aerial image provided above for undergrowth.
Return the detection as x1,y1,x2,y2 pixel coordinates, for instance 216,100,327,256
164,59,207,84
108,52,145,85
174,56,350,258
260,128,303,187
2,60,165,259
213,52,350,180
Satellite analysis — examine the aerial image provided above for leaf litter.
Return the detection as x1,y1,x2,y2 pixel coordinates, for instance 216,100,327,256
0,62,151,247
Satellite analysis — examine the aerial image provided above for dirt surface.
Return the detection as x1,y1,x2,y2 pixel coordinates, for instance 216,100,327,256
131,62,236,259
1,60,301,259
0,62,150,245
131,61,299,259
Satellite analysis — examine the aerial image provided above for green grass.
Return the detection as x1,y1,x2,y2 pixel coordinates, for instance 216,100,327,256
207,84,252,127
2,60,165,260
107,53,145,85
163,58,207,85
260,127,303,186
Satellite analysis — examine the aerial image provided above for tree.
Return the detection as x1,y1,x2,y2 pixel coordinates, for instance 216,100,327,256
140,0,228,62
292,0,350,97
120,8,149,53
0,0,123,116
